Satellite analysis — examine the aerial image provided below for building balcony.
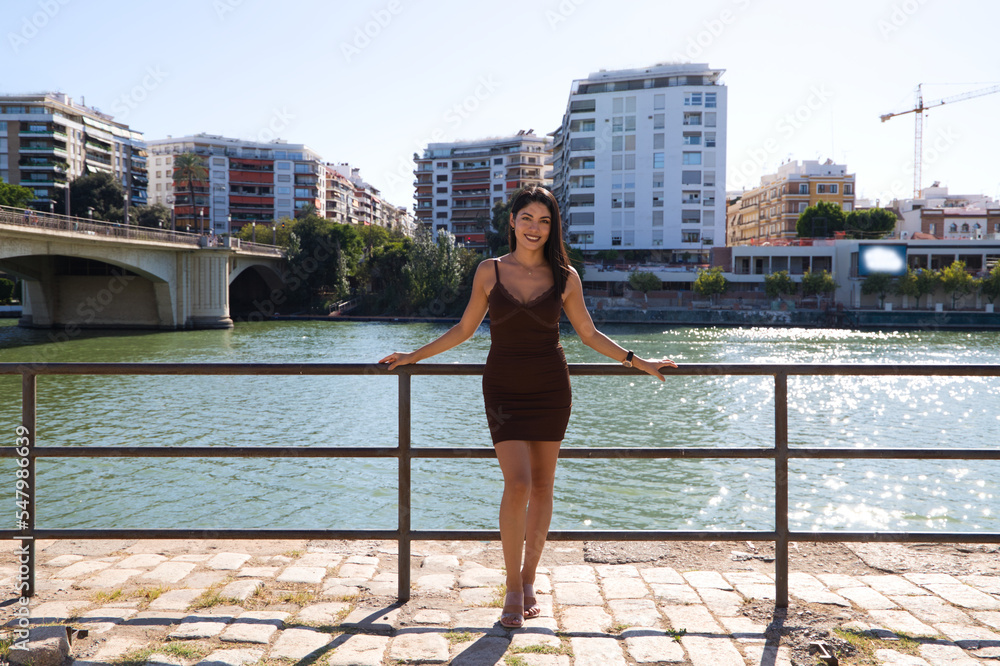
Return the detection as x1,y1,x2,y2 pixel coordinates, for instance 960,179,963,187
85,140,112,154
18,129,68,140
20,145,68,157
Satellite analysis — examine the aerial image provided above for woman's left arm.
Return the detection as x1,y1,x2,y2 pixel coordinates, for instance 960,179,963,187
561,268,677,381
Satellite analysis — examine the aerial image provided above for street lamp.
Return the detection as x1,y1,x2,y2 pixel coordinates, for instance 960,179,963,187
198,208,204,235
252,220,257,244
165,194,176,232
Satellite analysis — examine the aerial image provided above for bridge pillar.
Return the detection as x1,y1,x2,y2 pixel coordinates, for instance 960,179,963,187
184,251,233,329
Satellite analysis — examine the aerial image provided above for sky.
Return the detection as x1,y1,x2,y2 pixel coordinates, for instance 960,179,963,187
4,0,999,211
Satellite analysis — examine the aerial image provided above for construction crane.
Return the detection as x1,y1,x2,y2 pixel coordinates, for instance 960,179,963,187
880,83,1000,198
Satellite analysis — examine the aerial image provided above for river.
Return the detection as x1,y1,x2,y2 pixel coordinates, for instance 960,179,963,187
0,318,997,534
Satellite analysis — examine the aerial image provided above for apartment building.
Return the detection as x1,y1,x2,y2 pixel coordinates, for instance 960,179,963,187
548,63,727,259
728,159,856,245
146,134,324,235
0,92,147,214
324,162,415,235
414,131,552,250
895,183,1000,240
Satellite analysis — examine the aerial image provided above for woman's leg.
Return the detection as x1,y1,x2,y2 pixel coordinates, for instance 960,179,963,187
494,440,532,625
521,440,560,617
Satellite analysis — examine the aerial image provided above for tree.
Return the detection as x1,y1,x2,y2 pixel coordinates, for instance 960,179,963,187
0,178,35,209
54,171,125,222
134,202,173,228
801,269,837,307
567,246,585,279
861,272,894,308
693,266,728,304
172,153,208,233
628,270,661,304
895,267,939,309
596,249,619,265
487,199,510,256
796,201,847,238
764,270,796,299
0,277,15,304
939,260,974,309
846,207,898,239
981,264,1000,307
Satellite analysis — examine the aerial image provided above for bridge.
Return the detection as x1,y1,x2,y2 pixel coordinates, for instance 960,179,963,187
0,206,286,330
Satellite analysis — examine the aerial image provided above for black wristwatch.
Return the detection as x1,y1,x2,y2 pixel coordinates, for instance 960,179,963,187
622,350,634,368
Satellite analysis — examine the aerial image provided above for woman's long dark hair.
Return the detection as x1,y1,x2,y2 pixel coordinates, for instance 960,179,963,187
507,185,572,295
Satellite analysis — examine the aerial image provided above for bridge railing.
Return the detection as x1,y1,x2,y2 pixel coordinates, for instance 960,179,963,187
0,205,283,256
1,362,998,608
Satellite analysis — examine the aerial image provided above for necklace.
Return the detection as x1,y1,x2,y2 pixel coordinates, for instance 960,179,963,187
510,254,544,277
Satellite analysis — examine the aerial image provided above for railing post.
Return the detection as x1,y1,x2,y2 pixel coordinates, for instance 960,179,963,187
21,371,36,597
774,371,789,608
398,371,411,603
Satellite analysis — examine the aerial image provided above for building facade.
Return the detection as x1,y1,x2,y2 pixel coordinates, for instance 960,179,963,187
414,131,551,249
0,92,147,214
895,183,1000,240
549,63,727,258
727,159,856,245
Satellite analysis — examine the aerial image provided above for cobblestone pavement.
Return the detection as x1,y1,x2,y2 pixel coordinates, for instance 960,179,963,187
2,539,999,665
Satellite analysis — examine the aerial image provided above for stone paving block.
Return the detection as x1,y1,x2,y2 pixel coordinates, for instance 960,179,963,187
697,587,744,616
145,653,186,666
8,624,70,666
838,586,898,610
862,575,930,596
364,572,398,596
903,573,961,586
742,645,794,666
452,608,508,636
718,615,767,643
323,577,363,598
295,552,342,568
570,636,627,666
554,582,602,606
183,572,229,588
413,609,451,625
595,564,640,578
923,583,1000,610
560,606,612,633
77,607,137,634
220,610,288,644
276,566,326,584
457,567,504,588
449,635,509,664
115,554,167,569
29,600,92,622
600,576,649,600
142,562,197,584
732,582,776,600
171,553,212,562
326,633,390,666
346,555,379,566
533,573,552,594
458,587,497,606
789,585,850,607
388,632,449,663
206,553,251,570
650,583,700,604
415,573,456,593
891,595,972,624
640,566,685,585
959,575,1000,595
421,554,460,571
148,588,207,611
337,563,376,580
237,567,278,578
552,564,596,583
89,637,146,660
722,571,772,585
677,631,745,666
934,622,1000,648
295,602,350,626
816,573,861,589
532,594,555,619
45,554,84,567
167,613,234,639
866,610,939,637
973,610,1000,630
269,627,333,660
194,647,264,666
341,606,401,635
622,627,685,662
919,641,982,665
608,598,662,627
219,579,262,602
127,610,186,628
874,648,931,665
683,570,733,590
58,560,113,578
660,603,723,633
515,656,569,666
510,627,561,650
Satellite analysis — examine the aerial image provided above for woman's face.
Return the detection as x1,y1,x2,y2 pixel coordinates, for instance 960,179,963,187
510,201,552,251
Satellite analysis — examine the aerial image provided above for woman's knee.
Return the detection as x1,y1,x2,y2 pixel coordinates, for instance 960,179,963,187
503,476,532,503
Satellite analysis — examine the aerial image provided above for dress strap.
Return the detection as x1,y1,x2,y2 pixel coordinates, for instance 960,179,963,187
493,258,502,285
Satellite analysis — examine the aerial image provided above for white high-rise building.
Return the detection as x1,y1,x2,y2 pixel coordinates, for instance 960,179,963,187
550,63,727,259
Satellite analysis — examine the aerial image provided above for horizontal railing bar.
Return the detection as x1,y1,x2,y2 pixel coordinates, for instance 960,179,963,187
1,362,999,377
413,447,775,459
417,530,777,541
2,529,399,540
788,448,1000,460
788,531,1000,543
0,446,399,458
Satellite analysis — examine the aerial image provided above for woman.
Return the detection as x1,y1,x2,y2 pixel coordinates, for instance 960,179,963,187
380,185,676,628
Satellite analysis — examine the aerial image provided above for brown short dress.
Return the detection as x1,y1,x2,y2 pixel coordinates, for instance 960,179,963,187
483,259,572,445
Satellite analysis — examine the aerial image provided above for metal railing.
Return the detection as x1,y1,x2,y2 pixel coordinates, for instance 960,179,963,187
0,205,283,256
1,362,998,607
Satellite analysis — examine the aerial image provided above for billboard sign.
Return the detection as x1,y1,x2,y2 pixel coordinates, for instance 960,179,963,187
859,244,907,276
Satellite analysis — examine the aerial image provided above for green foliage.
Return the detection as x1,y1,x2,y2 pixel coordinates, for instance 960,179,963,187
693,266,728,301
800,269,837,298
0,177,35,208
981,264,1000,306
846,207,898,239
861,272,894,307
403,229,475,316
763,270,796,299
172,152,208,230
54,171,125,222
895,267,939,308
796,200,847,238
628,270,661,294
939,260,974,309
488,199,511,256
596,249,619,263
134,202,173,228
567,246,585,279
0,277,15,304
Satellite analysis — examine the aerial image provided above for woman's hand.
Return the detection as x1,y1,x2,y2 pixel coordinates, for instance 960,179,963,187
633,356,678,382
379,351,418,371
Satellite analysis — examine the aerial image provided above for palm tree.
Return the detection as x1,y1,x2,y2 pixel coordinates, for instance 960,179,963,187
172,153,208,233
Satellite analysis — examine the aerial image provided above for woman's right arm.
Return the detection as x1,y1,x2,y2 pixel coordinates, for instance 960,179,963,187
379,260,492,370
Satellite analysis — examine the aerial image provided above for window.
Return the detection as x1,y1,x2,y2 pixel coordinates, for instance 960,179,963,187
611,193,622,208
683,191,700,204
961,223,970,233
624,154,635,170
611,235,622,246
705,92,717,108
684,92,702,106
612,155,623,170
571,212,595,225
703,172,715,188
612,136,623,151
705,132,716,148
436,199,447,206
276,161,291,170
653,113,665,129
570,137,595,150
682,170,701,185
623,192,635,208
705,112,717,127
436,212,447,218
652,173,664,188
817,183,839,194
437,187,448,193
624,116,636,131
494,171,503,178
624,230,635,246
277,174,291,182
653,133,664,149
624,173,635,189
494,184,502,191
613,97,624,114
683,133,701,146
294,188,311,197
652,229,664,246
652,192,664,207
212,157,225,166
612,116,623,132
683,113,701,126
799,183,809,194
626,96,636,113
624,135,636,151
703,211,714,225
437,174,448,182
155,171,161,178
653,153,664,168
949,223,958,233
799,202,808,213
494,158,503,164
612,212,622,229
844,183,853,194
654,94,665,110
683,152,702,165
652,211,664,226
436,161,448,167
277,186,291,195
682,210,700,224
682,231,700,243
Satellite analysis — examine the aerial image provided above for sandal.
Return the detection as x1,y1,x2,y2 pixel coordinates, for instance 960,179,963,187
523,583,541,619
499,590,524,629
